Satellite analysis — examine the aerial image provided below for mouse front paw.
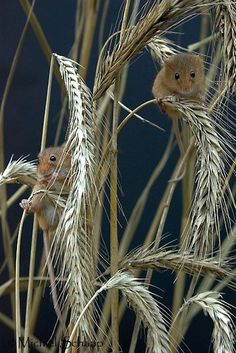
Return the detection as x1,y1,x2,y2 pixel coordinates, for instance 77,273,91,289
156,97,166,113
19,199,31,213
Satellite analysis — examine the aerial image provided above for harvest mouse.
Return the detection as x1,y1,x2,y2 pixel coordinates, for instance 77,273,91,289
152,52,205,117
20,146,71,330
20,146,71,231
152,53,205,180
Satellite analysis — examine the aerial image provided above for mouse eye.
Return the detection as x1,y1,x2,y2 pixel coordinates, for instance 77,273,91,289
175,72,180,80
190,71,195,78
50,155,57,162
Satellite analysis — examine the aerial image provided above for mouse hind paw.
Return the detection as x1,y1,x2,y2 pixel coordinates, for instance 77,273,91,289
19,199,31,213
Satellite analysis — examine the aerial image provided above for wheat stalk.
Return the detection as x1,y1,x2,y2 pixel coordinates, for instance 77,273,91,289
0,157,36,187
52,54,97,340
69,271,171,353
120,245,231,279
215,1,236,95
178,292,235,353
94,0,214,99
162,97,230,258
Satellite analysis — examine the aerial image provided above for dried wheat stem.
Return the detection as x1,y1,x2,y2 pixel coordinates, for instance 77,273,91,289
29,253,48,333
110,79,120,352
199,11,210,55
119,131,173,258
24,56,60,342
188,33,218,52
128,141,193,353
172,292,235,353
162,97,228,258
109,1,133,347
79,0,98,79
53,54,97,339
0,277,50,296
96,98,157,182
40,54,54,151
23,218,38,353
0,185,29,217
19,0,62,85
101,137,194,352
15,211,26,353
0,0,35,315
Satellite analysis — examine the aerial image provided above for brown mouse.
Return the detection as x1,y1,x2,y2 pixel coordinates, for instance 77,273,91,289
152,53,205,118
20,146,71,232
152,53,205,181
19,146,71,330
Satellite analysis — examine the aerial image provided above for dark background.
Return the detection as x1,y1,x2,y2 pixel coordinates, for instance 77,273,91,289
0,1,234,353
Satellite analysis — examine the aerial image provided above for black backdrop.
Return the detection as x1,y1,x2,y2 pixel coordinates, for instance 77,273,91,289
0,1,233,353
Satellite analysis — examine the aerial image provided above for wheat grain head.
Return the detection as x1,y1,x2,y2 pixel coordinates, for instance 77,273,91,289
52,54,97,340
161,97,232,258
215,1,236,96
70,271,171,353
0,157,36,187
120,244,231,280
94,0,215,99
181,292,235,353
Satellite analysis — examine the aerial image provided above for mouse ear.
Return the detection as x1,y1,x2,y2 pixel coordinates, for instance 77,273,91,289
163,55,176,68
192,53,204,62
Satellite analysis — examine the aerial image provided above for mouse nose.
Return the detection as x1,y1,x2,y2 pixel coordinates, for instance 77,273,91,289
181,82,192,92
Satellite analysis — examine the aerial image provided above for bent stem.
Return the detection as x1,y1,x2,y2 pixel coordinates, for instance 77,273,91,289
23,217,38,353
110,78,120,353
15,211,26,353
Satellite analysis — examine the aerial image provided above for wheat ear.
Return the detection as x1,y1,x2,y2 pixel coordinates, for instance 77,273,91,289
94,0,212,99
68,271,171,353
215,1,236,95
120,245,231,280
52,54,97,340
147,36,179,65
0,157,36,187
162,97,230,258
176,292,235,353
